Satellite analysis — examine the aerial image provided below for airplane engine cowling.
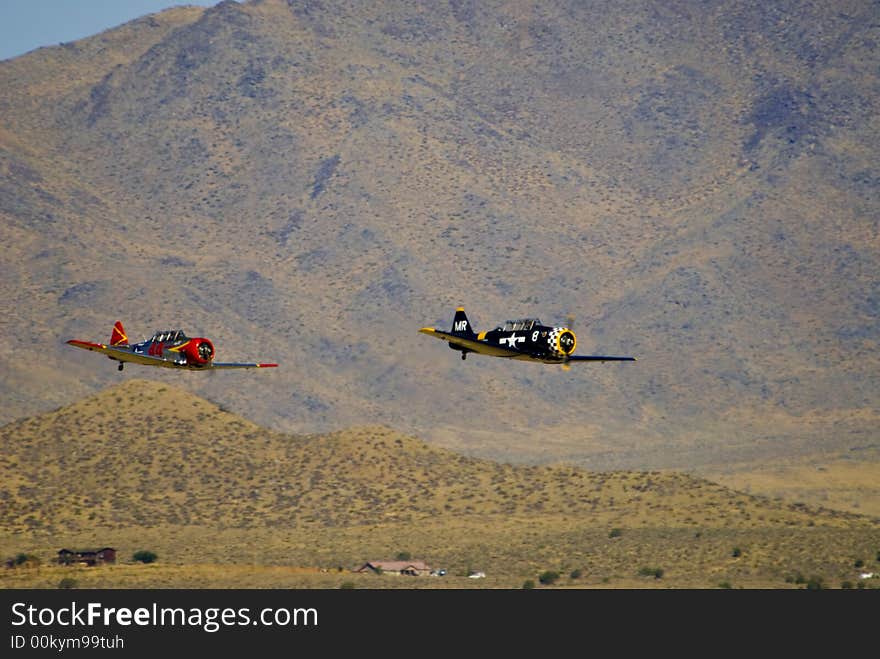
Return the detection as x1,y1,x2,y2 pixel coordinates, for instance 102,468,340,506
183,338,214,365
547,328,576,358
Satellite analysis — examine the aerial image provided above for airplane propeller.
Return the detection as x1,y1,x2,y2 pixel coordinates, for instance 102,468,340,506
198,341,214,361
562,313,580,371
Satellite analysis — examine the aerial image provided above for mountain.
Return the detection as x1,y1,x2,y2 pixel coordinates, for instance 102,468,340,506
1,379,877,588
1,0,877,471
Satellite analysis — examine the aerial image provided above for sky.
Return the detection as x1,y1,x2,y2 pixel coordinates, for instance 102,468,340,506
0,0,221,61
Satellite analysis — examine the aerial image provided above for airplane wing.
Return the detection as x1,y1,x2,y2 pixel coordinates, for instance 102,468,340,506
419,328,524,358
419,329,637,363
66,340,151,362
67,340,185,367
565,355,637,362
67,339,112,354
68,340,277,369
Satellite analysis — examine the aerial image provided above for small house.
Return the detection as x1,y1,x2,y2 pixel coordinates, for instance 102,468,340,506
356,560,432,576
57,547,117,566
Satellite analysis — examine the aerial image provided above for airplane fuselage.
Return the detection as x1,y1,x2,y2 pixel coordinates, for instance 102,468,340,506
112,332,215,369
67,322,278,371
451,320,578,363
420,308,635,366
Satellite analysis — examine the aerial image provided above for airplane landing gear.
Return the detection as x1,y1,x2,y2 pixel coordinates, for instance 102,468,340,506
461,352,467,360
118,363,124,371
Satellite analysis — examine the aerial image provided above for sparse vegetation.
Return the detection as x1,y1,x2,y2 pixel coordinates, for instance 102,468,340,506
805,576,826,590
58,577,77,589
538,570,560,586
0,384,878,590
786,572,806,585
638,567,664,579
8,553,40,568
133,550,158,564
522,580,535,590
732,547,741,558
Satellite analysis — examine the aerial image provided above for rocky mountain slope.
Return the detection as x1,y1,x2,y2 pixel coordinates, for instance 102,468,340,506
1,0,877,470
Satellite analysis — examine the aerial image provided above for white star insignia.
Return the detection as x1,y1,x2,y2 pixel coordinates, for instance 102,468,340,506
500,333,524,348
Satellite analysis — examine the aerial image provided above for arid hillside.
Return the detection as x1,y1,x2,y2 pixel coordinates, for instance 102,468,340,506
1,380,878,589
0,0,877,471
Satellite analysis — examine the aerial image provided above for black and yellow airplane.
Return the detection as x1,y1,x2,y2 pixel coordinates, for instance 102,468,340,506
419,308,636,368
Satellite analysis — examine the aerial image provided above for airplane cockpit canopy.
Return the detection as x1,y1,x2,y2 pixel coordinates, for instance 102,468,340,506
151,330,187,343
500,318,542,332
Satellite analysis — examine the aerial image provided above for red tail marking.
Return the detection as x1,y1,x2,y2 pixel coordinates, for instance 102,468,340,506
110,321,128,346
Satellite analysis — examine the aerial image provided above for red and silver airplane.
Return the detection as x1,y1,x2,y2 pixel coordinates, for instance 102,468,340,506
67,321,278,371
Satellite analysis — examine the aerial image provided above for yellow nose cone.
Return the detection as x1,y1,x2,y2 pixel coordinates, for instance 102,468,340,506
556,328,577,355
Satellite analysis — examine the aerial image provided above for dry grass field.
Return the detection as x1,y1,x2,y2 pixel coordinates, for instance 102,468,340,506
2,381,878,589
705,459,880,519
3,520,879,590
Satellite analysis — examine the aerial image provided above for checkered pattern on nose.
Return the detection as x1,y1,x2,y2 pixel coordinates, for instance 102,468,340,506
547,328,564,357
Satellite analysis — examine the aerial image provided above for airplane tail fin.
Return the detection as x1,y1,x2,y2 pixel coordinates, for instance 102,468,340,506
110,321,128,346
450,307,476,338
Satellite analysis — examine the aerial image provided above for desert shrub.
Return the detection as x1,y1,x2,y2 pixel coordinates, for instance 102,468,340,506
13,553,40,567
718,581,732,589
133,550,158,564
569,568,582,579
638,566,664,579
538,570,560,585
805,576,825,590
395,551,411,561
522,580,535,590
58,577,77,589
731,547,741,558
339,581,355,590
609,528,622,538
785,571,806,584
854,558,864,568
841,581,854,589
